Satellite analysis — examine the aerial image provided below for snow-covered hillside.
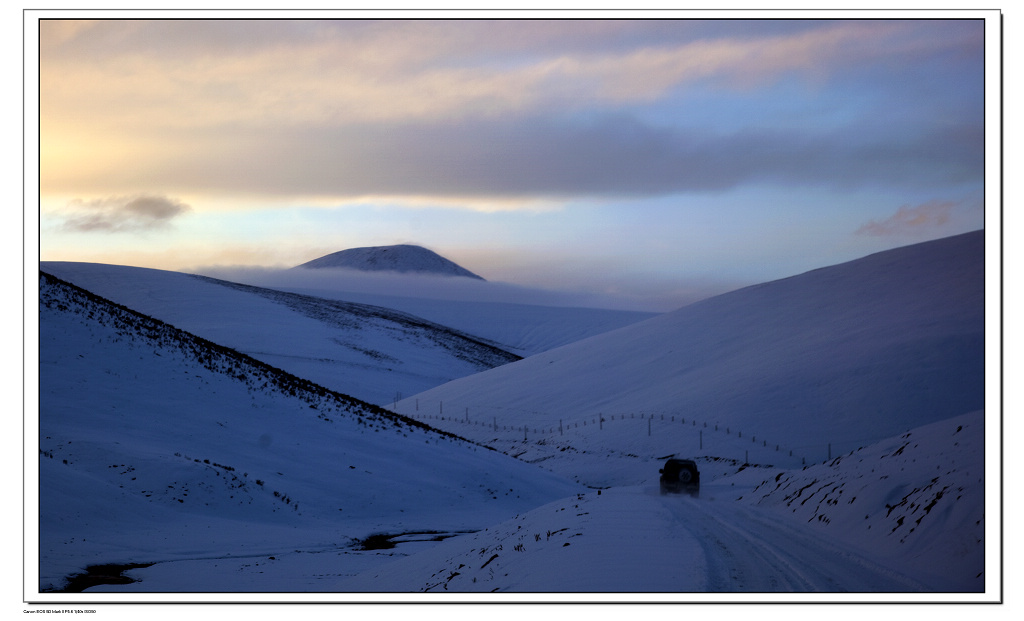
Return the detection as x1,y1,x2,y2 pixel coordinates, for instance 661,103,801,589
295,244,485,280
742,410,985,592
196,264,661,355
36,273,581,592
258,289,659,358
39,262,521,406
395,231,985,469
32,230,992,599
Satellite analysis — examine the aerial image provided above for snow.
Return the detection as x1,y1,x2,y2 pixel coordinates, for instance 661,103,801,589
30,230,995,603
742,411,985,592
338,481,935,595
38,262,523,406
36,273,581,593
195,263,662,354
39,261,654,402
295,244,485,280
396,231,985,466
255,289,659,358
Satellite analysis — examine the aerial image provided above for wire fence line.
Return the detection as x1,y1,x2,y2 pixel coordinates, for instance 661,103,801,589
391,400,827,464
392,398,900,465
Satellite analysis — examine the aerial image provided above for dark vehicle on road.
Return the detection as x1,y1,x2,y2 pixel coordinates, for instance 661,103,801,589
659,458,700,497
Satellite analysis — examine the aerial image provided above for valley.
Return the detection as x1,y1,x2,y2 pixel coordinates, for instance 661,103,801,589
33,231,991,599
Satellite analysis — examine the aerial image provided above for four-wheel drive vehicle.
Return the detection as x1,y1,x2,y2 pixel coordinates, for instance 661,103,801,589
659,458,700,497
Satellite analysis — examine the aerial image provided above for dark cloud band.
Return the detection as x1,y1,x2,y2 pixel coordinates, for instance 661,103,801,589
149,115,982,200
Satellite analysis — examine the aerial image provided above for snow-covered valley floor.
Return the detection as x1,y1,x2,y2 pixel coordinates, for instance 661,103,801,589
81,485,921,597
338,483,932,595
70,410,984,599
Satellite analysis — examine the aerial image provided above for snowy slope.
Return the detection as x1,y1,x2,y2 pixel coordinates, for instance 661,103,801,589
257,289,658,357
741,410,985,592
394,231,985,471
196,265,660,356
295,244,485,280
36,273,582,592
39,262,520,406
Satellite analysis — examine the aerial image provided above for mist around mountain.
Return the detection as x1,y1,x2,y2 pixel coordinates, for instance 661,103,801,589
295,244,485,280
32,230,992,599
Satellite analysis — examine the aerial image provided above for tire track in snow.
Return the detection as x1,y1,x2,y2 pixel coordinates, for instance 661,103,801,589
661,491,929,592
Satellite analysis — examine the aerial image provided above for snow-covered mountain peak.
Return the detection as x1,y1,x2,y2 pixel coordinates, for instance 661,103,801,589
295,244,485,280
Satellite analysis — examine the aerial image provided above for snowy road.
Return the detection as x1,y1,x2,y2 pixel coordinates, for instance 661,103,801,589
664,490,928,592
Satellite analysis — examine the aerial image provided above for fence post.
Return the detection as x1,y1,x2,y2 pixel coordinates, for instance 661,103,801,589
440,401,443,415
648,417,651,436
700,430,703,450
560,420,563,436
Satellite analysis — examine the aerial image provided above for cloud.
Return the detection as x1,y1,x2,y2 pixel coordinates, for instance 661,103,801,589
40,110,983,204
110,114,978,202
855,200,957,237
39,19,984,203
39,20,981,128
60,195,191,232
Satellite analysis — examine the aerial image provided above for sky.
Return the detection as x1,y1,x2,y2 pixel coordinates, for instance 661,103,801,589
33,12,994,312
